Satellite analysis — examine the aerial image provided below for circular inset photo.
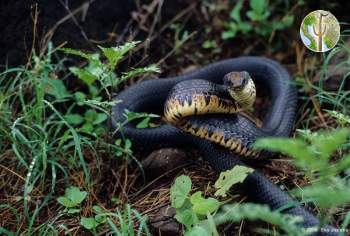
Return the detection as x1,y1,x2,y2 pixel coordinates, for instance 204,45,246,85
300,10,340,52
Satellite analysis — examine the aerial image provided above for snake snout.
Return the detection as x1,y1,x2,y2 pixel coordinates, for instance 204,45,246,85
223,71,249,90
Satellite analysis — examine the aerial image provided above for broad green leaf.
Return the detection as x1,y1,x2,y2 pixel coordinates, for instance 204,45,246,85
65,186,87,205
124,139,132,150
70,67,97,86
93,113,108,125
249,0,268,15
185,225,211,236
57,196,75,208
64,114,84,125
98,41,139,68
190,191,220,215
84,109,97,122
170,175,192,208
93,205,103,214
43,79,70,99
238,22,253,33
312,128,350,160
136,117,151,128
294,184,350,209
80,217,100,230
214,166,254,197
74,92,86,104
209,203,303,235
254,138,317,170
95,214,106,223
80,123,94,133
175,208,197,230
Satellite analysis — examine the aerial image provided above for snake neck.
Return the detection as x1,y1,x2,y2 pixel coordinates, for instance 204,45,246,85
228,78,256,110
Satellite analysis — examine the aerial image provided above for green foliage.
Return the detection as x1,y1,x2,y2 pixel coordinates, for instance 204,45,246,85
170,175,221,233
206,203,305,236
0,41,159,234
57,186,87,211
170,175,192,208
222,0,295,39
214,166,253,197
190,191,220,215
171,170,305,235
254,128,350,223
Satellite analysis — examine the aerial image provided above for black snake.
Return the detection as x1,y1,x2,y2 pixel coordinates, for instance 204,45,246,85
112,57,337,235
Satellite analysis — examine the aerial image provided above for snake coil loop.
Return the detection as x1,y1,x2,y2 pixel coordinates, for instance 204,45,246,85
112,57,337,235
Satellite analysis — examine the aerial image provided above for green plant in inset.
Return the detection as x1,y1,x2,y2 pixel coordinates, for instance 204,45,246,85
300,10,340,52
313,11,329,51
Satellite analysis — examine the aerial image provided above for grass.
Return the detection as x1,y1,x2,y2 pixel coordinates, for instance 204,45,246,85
0,42,159,235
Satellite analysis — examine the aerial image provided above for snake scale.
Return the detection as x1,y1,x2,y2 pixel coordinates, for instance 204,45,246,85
112,57,337,235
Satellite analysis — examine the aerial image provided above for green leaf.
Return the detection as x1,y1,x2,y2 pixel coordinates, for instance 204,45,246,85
170,175,192,208
185,225,210,236
123,110,159,123
312,128,350,159
190,191,220,215
70,67,97,86
124,139,132,150
84,109,97,123
254,138,317,170
294,183,350,209
238,22,253,33
214,166,254,197
95,214,106,223
230,0,244,22
325,110,350,126
175,208,197,230
98,41,139,68
136,117,150,128
93,113,108,125
43,79,70,99
64,114,84,125
119,65,160,83
80,217,100,230
79,123,94,133
93,205,103,214
74,92,86,104
60,48,92,60
65,186,87,205
221,30,236,40
249,0,268,15
207,203,303,235
67,208,81,214
57,196,75,208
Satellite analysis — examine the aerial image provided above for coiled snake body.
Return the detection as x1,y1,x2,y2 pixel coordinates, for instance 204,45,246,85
112,57,337,235
164,71,259,158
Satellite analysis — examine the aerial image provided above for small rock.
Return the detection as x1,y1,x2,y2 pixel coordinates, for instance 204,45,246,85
142,148,189,179
150,205,181,235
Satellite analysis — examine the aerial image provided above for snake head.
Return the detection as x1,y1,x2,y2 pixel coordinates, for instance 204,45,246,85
223,71,250,91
